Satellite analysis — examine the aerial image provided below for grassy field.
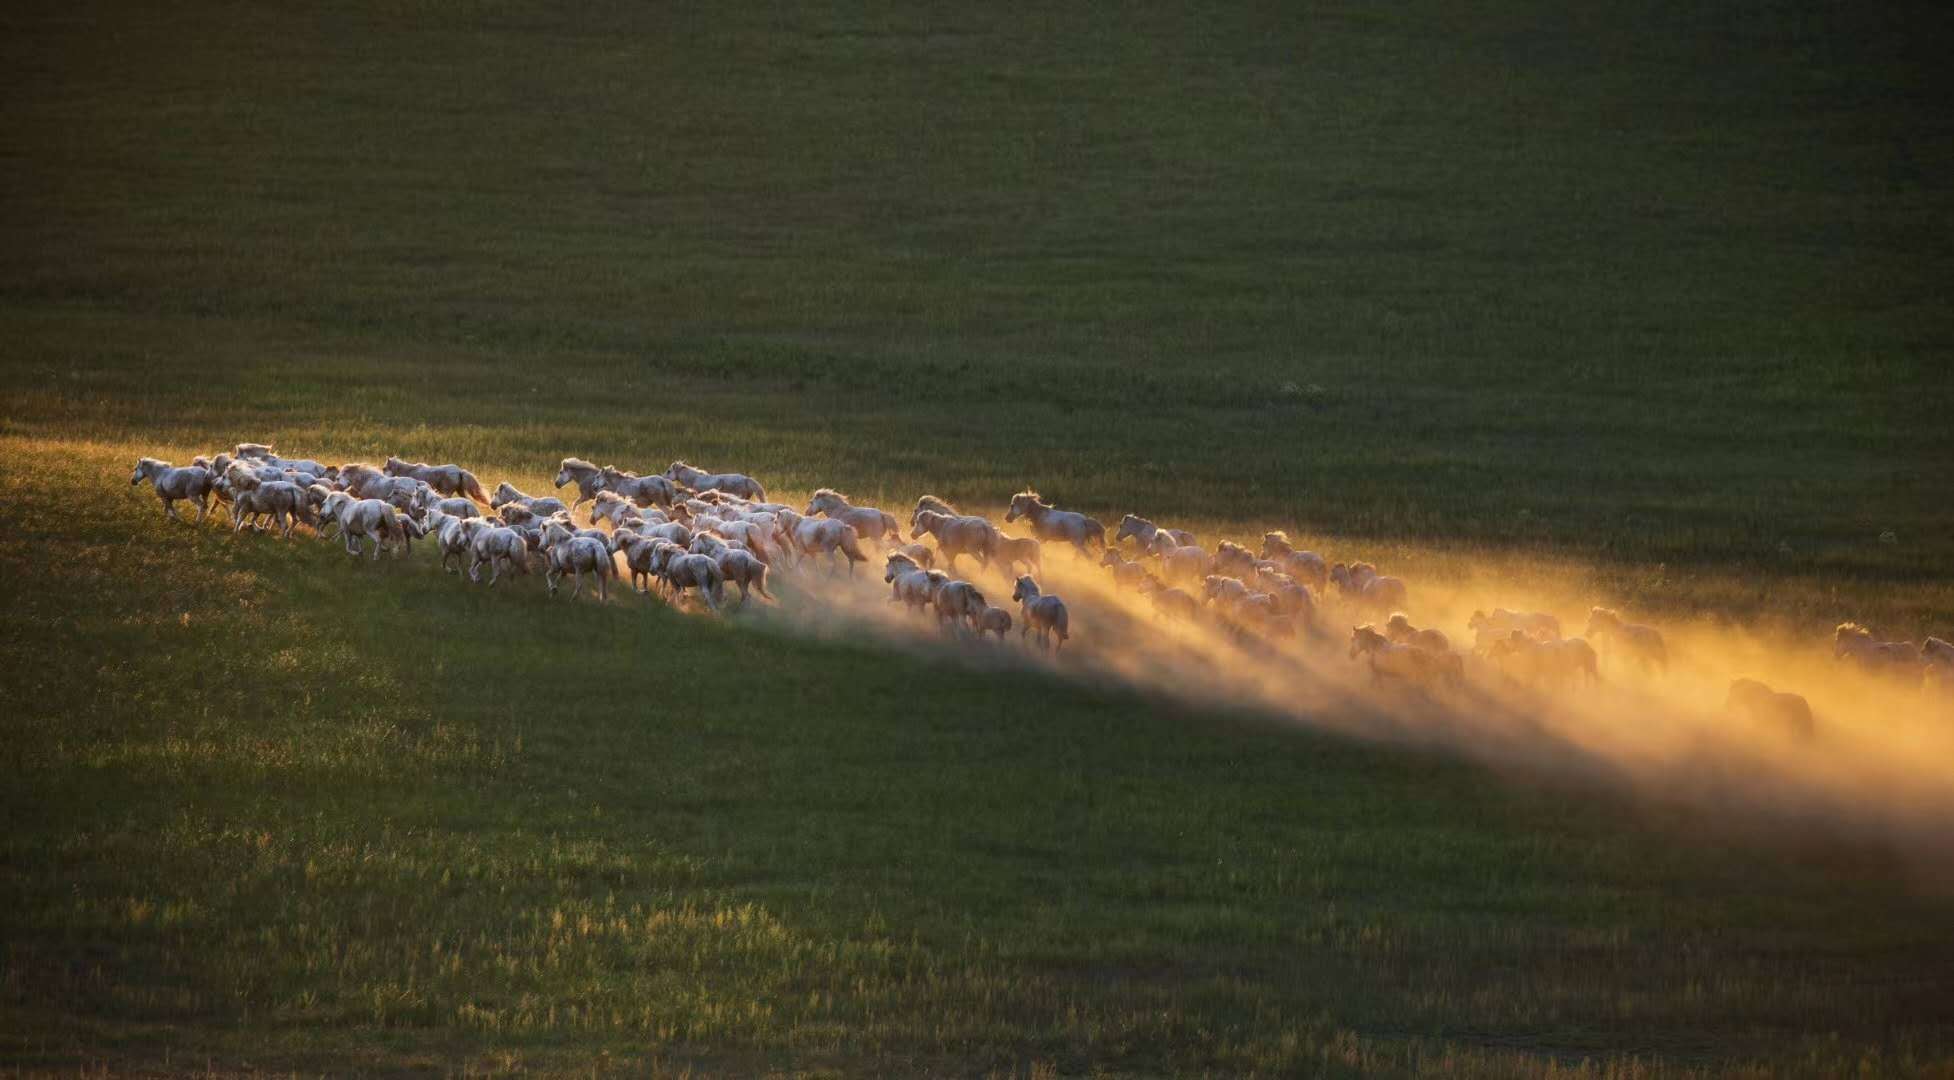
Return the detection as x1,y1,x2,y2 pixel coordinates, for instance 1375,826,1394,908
4,0,1953,1074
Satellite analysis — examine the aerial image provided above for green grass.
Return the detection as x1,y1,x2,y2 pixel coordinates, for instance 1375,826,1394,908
4,0,1953,1074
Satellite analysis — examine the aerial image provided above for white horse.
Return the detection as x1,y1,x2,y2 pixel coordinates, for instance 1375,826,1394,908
713,548,772,603
1099,549,1155,592
996,535,1042,575
664,553,726,610
384,457,489,503
1115,514,1196,551
1011,576,1070,653
1148,533,1213,586
318,491,406,560
805,489,902,543
1350,625,1461,691
665,460,765,501
131,458,216,523
1140,579,1201,621
337,465,422,510
1487,631,1599,689
884,553,947,614
909,510,997,573
597,466,678,508
892,543,934,570
554,458,608,512
1005,491,1105,556
413,484,481,520
1260,532,1328,592
489,483,570,519
1833,623,1924,682
539,522,613,600
1468,608,1562,649
468,524,531,586
933,580,988,632
1586,607,1668,673
911,495,960,526
1330,565,1407,614
1212,541,1258,580
1382,613,1450,655
588,491,645,530
775,509,868,574
976,605,1013,641
423,509,484,574
231,481,309,538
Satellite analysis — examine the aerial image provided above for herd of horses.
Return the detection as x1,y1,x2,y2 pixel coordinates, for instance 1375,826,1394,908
131,445,1952,738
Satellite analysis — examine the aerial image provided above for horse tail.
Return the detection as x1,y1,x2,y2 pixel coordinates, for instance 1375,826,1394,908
1086,518,1107,550
747,479,767,501
754,564,773,600
462,470,489,504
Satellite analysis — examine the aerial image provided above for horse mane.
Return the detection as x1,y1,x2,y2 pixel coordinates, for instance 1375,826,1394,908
811,487,842,501
560,457,598,472
1265,530,1290,543
1012,488,1043,503
1835,621,1870,637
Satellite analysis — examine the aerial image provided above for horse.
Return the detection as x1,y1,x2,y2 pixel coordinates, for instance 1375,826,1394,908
384,456,489,503
1011,576,1070,653
318,491,407,560
468,524,531,586
664,553,727,610
1468,608,1562,650
1260,532,1328,592
130,458,216,523
933,580,988,632
1486,631,1600,689
1725,678,1814,739
884,553,946,614
231,481,309,538
1212,541,1258,580
1330,565,1408,614
1350,625,1461,691
1586,607,1668,674
1099,549,1154,591
1139,578,1201,621
489,483,571,519
597,466,678,509
1832,623,1924,683
805,489,902,544
1115,514,1196,551
1148,533,1213,586
976,606,1013,641
1382,613,1450,655
996,535,1043,575
775,509,868,574
911,495,960,526
540,522,614,600
1005,490,1106,556
554,458,608,512
910,510,997,573
664,460,765,501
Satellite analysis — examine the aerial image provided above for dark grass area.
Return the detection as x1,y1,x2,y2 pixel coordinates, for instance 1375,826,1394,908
3,0,1953,1073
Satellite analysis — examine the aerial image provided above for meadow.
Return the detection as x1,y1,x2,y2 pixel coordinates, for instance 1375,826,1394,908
3,0,1953,1074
